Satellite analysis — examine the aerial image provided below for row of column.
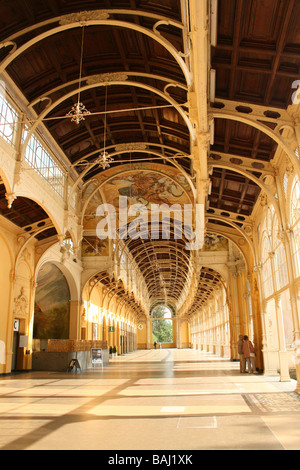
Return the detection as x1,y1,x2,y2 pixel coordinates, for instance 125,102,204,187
190,287,231,358
81,309,137,356
189,265,265,373
255,164,300,390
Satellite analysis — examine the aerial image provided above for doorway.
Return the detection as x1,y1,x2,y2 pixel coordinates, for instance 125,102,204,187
152,306,173,345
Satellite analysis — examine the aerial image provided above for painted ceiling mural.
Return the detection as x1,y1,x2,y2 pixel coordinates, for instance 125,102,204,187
103,171,190,208
82,163,194,257
200,234,228,252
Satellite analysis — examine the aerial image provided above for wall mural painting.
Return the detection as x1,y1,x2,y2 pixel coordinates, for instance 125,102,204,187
104,172,190,208
82,166,193,258
84,165,192,219
82,163,192,201
201,234,228,252
33,263,70,340
82,236,109,257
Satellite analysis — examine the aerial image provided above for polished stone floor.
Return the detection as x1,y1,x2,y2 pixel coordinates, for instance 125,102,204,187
0,349,300,451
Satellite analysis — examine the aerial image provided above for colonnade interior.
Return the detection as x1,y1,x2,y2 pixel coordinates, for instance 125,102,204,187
0,0,300,396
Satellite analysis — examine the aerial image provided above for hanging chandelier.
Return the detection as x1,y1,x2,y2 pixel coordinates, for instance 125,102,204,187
95,151,114,170
67,102,90,124
66,26,91,124
97,85,114,169
66,28,113,170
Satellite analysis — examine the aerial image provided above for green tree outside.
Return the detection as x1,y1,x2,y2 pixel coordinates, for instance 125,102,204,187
152,306,173,343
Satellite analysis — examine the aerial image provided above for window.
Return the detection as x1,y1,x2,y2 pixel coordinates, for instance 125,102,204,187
0,91,18,147
261,232,273,299
23,128,65,198
290,176,300,276
274,243,288,290
272,212,288,290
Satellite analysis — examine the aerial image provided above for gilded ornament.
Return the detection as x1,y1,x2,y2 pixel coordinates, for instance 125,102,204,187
87,73,129,85
59,10,110,26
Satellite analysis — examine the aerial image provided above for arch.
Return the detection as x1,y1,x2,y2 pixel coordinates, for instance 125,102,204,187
33,262,71,340
34,256,80,302
150,300,176,317
15,225,57,275
289,175,300,277
119,236,193,301
69,148,195,205
205,228,250,274
207,215,257,263
185,266,229,318
151,304,174,344
81,271,112,299
82,270,145,319
1,12,190,84
210,162,282,224
30,71,188,110
64,230,78,254
12,193,62,239
81,164,196,226
20,80,194,163
74,142,190,167
211,113,300,178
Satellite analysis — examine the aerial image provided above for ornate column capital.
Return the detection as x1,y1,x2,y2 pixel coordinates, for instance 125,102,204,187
253,263,262,273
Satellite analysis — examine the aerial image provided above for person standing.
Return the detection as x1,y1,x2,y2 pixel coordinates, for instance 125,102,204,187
243,335,257,374
237,335,246,373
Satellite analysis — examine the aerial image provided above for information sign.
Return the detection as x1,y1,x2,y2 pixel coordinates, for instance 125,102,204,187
91,348,103,368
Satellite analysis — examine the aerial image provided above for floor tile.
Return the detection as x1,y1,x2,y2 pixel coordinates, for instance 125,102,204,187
0,349,298,450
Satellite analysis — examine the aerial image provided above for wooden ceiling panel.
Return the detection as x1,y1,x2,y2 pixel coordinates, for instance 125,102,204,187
242,0,286,47
216,0,237,45
212,119,277,161
214,68,231,99
0,184,57,240
284,3,300,51
270,76,296,108
0,0,183,40
4,9,189,172
232,70,270,103
0,0,298,242
213,0,300,108
238,51,272,72
209,168,260,217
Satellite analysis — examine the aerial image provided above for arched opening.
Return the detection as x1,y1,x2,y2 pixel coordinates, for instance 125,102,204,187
152,305,174,346
33,262,70,341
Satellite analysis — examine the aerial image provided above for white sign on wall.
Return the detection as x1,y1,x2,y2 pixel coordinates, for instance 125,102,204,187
13,319,19,332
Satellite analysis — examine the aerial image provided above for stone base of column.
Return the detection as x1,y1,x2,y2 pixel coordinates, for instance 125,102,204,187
262,348,279,376
278,351,291,382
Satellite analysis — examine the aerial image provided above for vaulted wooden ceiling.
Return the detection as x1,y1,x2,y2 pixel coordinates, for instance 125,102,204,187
0,0,190,176
210,0,300,223
0,0,299,310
